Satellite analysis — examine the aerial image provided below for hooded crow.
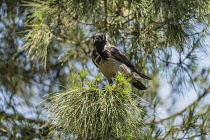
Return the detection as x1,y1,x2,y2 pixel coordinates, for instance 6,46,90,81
91,33,151,90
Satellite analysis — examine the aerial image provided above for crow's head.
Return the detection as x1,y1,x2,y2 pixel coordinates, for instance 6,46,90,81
92,33,106,47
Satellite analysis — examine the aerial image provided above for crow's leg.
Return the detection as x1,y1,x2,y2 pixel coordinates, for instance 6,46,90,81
108,79,114,84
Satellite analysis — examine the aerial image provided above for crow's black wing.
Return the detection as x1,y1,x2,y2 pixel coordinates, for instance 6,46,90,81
110,47,136,70
110,47,151,80
91,49,98,68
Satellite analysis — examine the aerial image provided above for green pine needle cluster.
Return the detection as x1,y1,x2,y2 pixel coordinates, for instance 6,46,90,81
47,72,144,139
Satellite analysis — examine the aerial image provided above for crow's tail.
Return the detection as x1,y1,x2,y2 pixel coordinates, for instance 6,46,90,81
131,80,147,90
137,72,152,80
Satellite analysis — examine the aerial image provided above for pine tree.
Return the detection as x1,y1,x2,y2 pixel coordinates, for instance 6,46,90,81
0,0,210,139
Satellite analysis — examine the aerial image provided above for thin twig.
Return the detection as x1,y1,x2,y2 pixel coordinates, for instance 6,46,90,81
107,17,135,25
76,20,94,25
162,128,173,140
0,128,7,133
145,86,210,125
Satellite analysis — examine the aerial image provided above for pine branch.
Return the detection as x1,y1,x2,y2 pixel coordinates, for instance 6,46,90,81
104,0,108,31
0,128,7,134
52,34,90,44
145,86,210,125
161,128,173,140
107,17,135,25
186,133,209,139
47,73,143,139
0,128,15,139
0,111,45,124
76,20,94,25
0,111,54,138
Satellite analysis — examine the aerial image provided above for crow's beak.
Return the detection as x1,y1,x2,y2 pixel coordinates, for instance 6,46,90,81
93,37,100,43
